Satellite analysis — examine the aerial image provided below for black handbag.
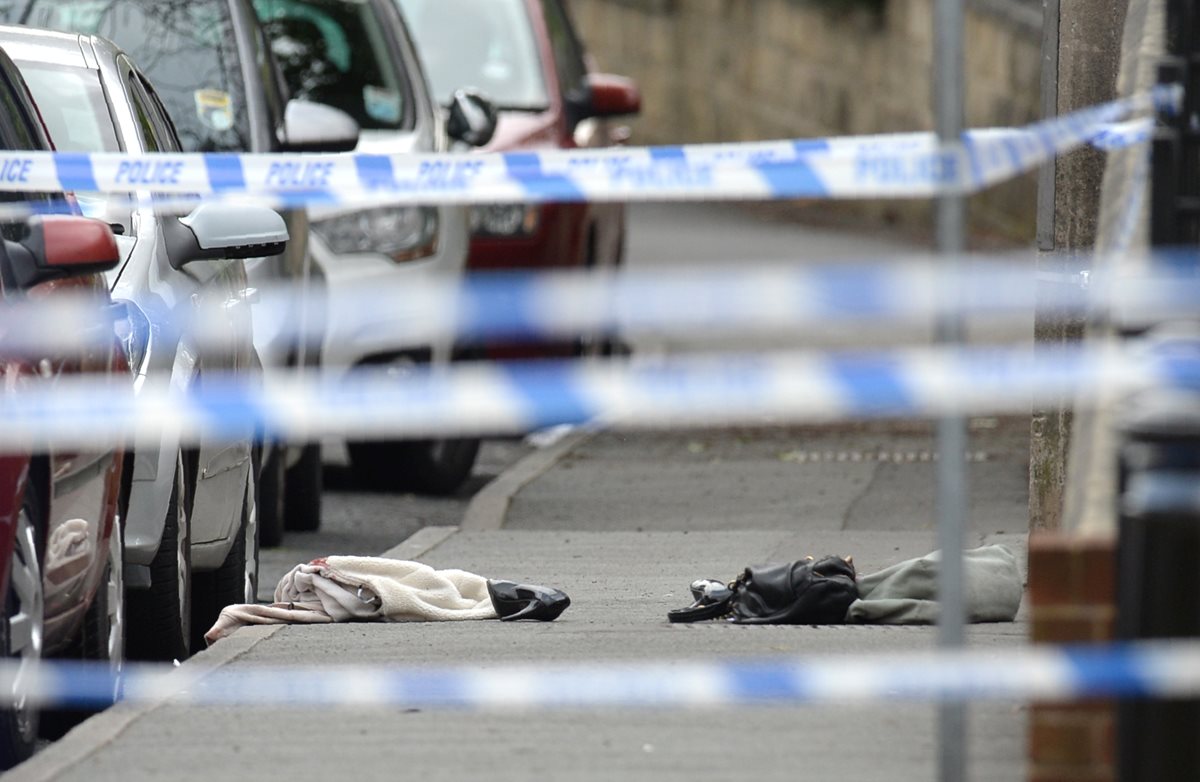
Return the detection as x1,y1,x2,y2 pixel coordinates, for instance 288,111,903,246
668,556,859,625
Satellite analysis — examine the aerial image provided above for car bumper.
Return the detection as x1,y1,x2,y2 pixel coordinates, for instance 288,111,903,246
314,205,469,382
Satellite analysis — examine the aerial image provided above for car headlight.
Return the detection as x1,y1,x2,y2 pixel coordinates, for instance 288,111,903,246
469,204,541,238
112,299,150,376
311,207,439,263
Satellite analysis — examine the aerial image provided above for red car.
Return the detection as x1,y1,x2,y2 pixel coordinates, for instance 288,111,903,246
0,46,127,767
397,0,641,357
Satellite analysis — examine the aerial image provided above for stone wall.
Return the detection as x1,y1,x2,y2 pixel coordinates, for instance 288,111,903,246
570,0,1044,241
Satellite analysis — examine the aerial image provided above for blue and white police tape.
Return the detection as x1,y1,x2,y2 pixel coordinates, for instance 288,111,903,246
5,640,1200,710
0,86,1175,212
7,256,1200,357
0,343,1191,449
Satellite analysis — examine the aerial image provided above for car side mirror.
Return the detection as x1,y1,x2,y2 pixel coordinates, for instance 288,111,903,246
566,73,642,126
587,73,641,118
164,203,289,269
2,215,121,289
446,89,498,148
279,99,360,153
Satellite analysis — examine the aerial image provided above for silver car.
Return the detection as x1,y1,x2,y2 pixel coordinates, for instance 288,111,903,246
254,0,496,495
9,0,362,548
0,26,293,659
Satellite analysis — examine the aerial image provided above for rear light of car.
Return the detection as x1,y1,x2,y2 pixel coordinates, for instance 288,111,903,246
469,204,541,238
311,206,439,263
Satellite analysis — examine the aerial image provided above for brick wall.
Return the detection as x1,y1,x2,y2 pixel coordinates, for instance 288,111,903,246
569,0,1043,241
1028,533,1117,782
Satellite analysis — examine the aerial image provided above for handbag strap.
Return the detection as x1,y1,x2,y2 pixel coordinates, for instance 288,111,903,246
667,578,736,623
667,595,734,623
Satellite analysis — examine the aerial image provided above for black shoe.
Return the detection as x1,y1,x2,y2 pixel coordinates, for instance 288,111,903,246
487,580,571,621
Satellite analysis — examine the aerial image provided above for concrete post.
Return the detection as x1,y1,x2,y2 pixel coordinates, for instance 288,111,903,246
1030,0,1128,532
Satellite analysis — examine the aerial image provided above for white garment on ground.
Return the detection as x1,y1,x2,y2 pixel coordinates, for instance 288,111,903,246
205,556,498,645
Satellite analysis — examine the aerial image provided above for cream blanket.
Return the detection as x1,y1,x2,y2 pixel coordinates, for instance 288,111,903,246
205,556,498,645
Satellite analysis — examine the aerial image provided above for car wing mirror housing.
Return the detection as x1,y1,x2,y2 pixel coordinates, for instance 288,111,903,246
447,89,499,148
2,214,121,289
165,203,289,269
568,73,642,125
280,99,360,153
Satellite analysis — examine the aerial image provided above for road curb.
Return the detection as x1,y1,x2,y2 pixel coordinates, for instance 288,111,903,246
8,523,461,780
460,430,594,531
6,623,284,782
380,525,459,560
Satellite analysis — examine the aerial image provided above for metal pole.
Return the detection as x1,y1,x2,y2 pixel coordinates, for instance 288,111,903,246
934,0,968,780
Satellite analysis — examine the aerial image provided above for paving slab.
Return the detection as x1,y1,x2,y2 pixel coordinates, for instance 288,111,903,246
506,420,1031,537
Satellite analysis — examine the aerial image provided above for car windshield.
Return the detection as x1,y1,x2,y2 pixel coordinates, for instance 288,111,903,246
5,0,251,153
15,63,120,153
253,0,409,131
395,0,548,110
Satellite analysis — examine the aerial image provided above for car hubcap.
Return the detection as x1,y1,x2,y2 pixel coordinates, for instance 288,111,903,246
175,475,188,641
8,506,43,737
243,474,258,604
106,514,124,667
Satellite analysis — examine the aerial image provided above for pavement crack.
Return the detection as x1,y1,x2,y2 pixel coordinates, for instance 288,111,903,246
840,459,883,531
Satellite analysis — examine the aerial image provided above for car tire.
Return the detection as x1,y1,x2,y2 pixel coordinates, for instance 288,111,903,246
257,446,285,548
190,468,257,651
347,438,480,496
126,456,190,662
283,443,322,532
0,486,44,770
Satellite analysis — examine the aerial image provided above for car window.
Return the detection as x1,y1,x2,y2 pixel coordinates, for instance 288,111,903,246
9,0,252,153
0,60,76,239
126,74,163,153
138,74,185,153
0,63,46,151
15,63,120,154
395,0,549,110
248,14,288,132
539,0,587,98
253,0,411,131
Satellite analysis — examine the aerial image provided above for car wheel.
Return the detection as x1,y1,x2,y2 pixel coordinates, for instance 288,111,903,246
41,512,124,739
283,443,322,532
257,446,285,548
347,438,480,496
126,456,190,662
85,513,124,665
0,487,44,770
190,468,257,651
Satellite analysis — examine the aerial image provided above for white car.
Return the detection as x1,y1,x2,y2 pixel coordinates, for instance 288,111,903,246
0,26,293,659
10,0,363,549
254,0,497,494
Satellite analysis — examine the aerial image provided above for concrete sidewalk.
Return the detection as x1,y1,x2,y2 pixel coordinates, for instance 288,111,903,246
12,421,1031,782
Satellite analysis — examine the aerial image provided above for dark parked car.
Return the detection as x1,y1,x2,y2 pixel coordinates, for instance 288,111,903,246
0,43,126,768
397,0,641,357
